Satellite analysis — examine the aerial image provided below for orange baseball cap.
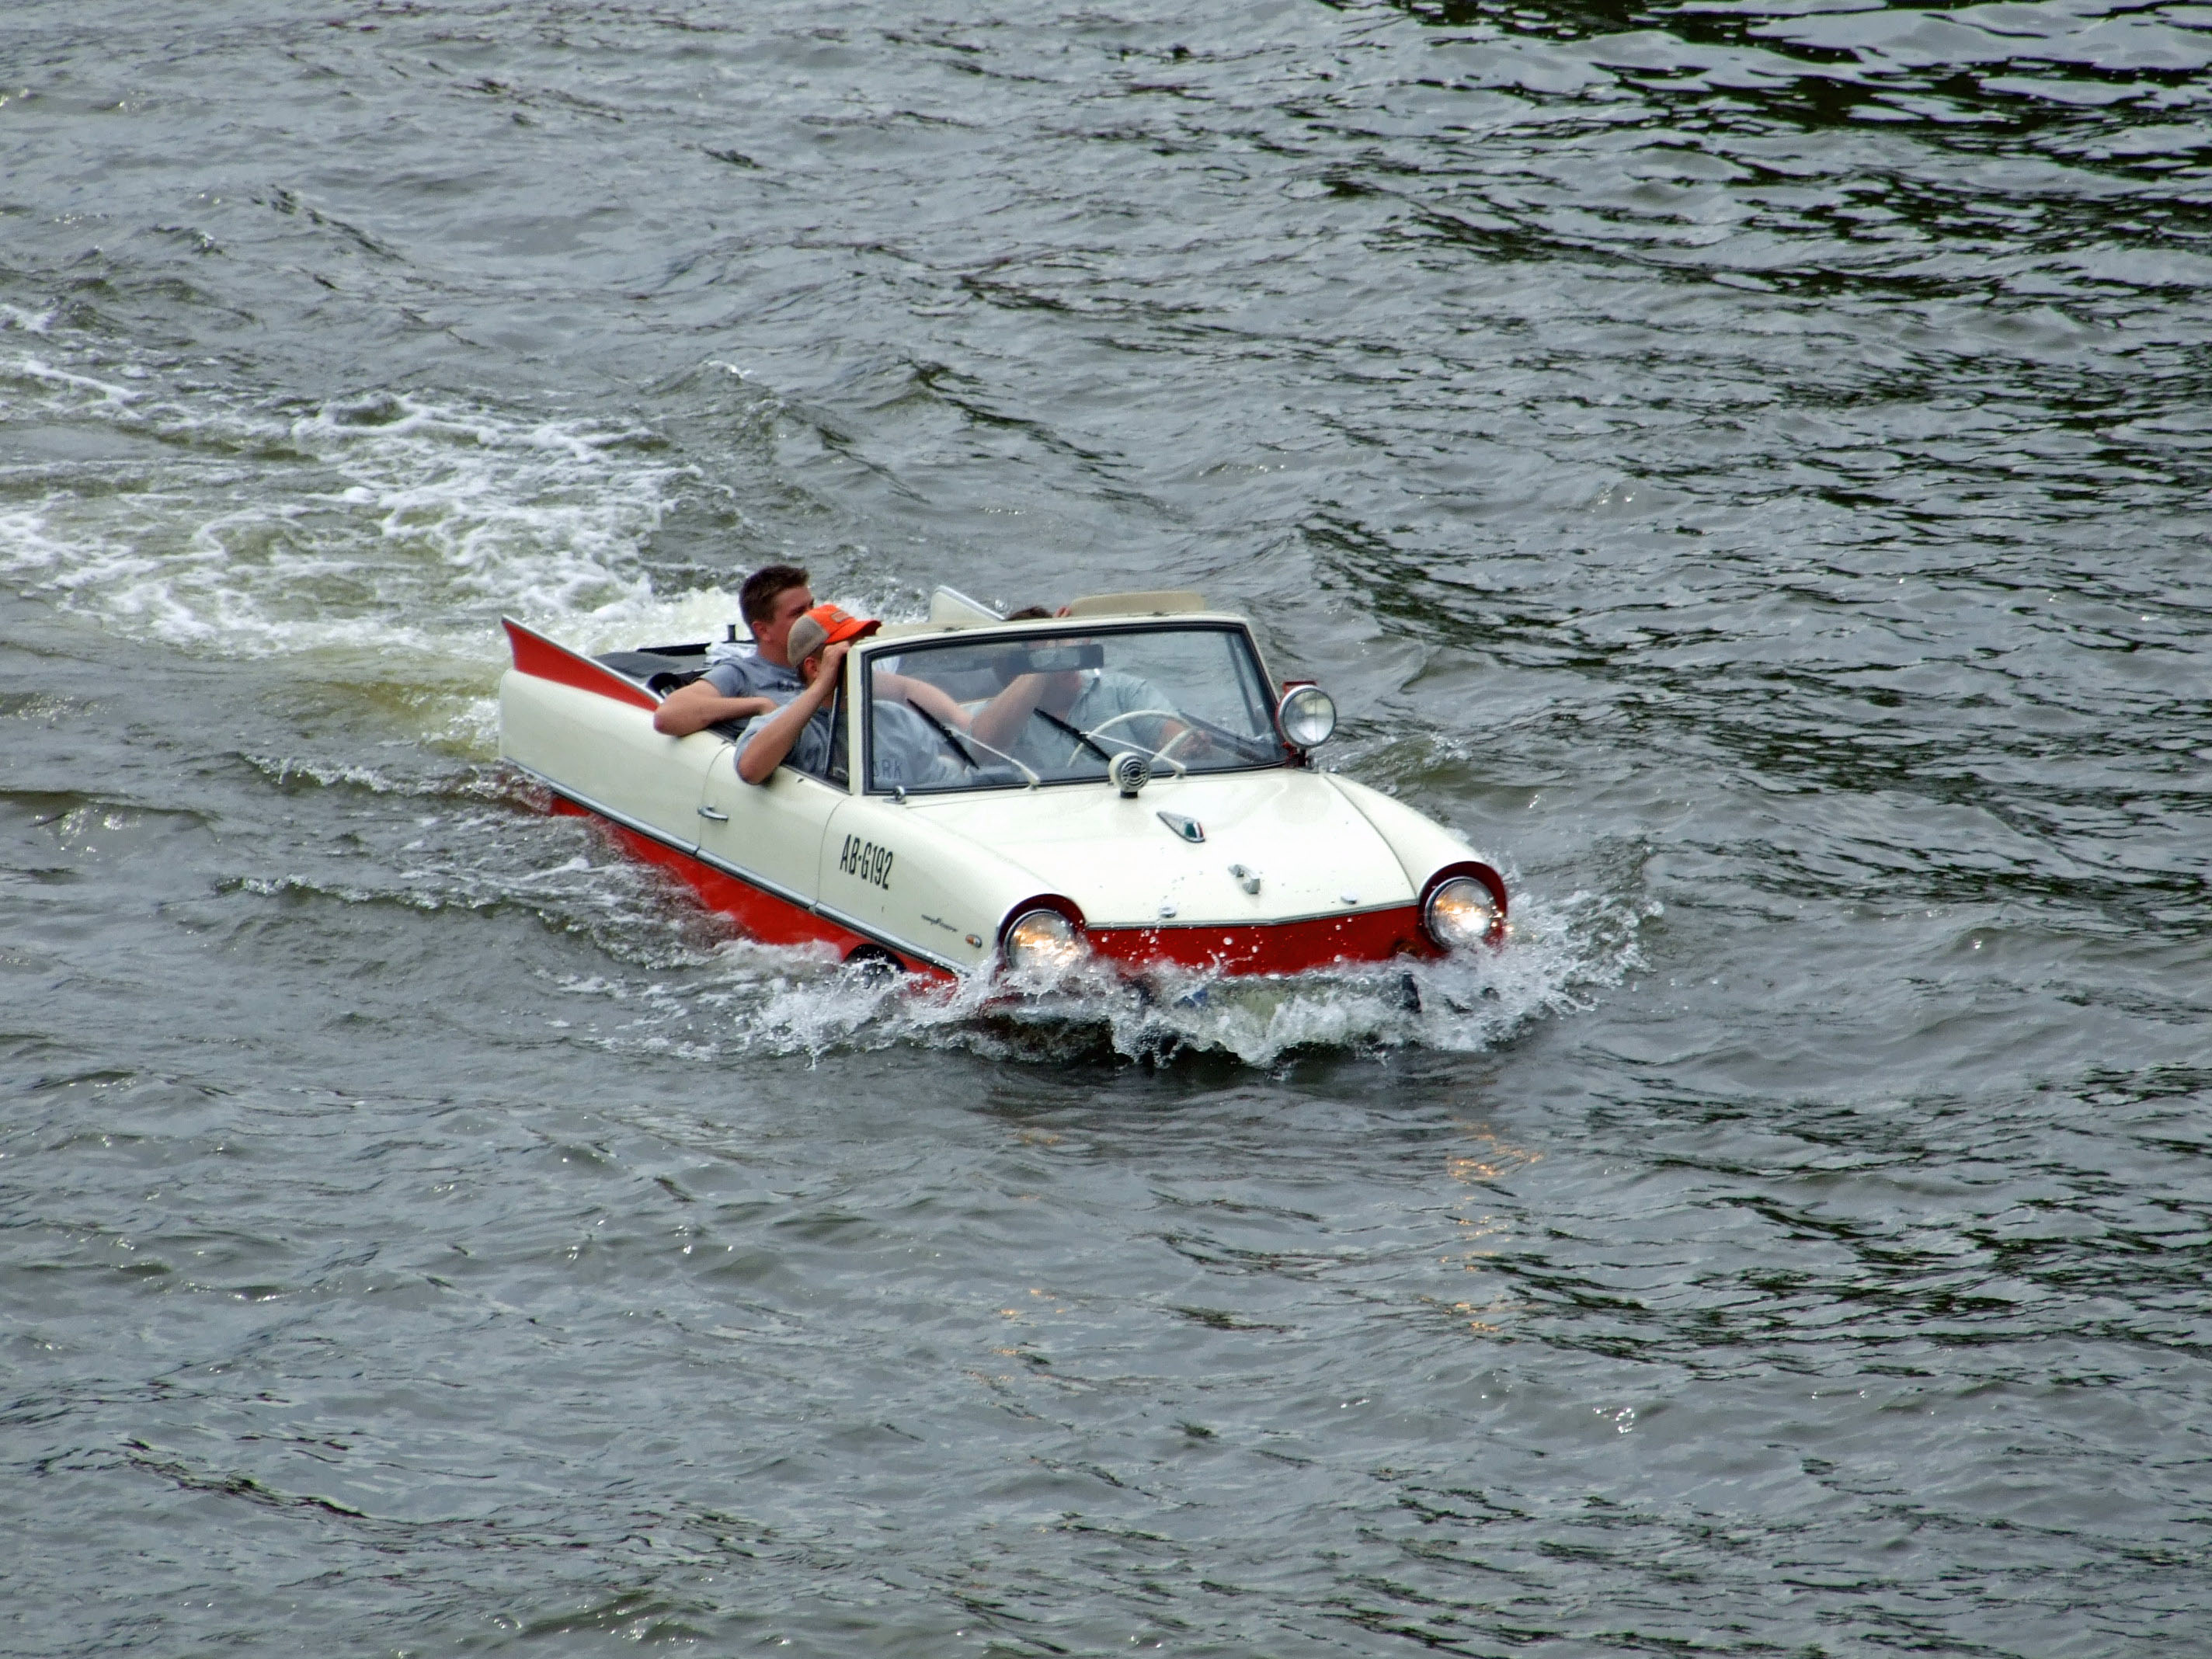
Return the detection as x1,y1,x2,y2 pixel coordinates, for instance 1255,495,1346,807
784,603,881,666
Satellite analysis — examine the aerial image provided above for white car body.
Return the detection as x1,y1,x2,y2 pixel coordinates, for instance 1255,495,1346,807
497,590,1506,982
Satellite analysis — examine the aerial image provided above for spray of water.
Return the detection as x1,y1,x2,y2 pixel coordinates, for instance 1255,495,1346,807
227,756,1640,1066
711,884,1649,1066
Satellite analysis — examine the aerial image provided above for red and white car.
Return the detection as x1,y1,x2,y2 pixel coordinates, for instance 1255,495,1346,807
498,588,1507,985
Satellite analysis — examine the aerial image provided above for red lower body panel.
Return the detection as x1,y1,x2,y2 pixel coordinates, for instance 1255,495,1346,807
548,797,1439,983
548,796,954,979
1087,906,1435,977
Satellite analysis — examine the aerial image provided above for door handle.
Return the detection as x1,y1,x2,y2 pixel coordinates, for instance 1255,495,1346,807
697,806,729,822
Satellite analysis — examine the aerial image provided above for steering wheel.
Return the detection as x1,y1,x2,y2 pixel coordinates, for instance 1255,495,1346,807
1075,709,1189,774
1156,725,1204,760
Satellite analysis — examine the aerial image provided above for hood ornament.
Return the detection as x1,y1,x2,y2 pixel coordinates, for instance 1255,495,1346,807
1156,809,1205,843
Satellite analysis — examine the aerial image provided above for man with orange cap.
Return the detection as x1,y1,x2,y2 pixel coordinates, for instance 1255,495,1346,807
734,603,875,783
735,604,973,786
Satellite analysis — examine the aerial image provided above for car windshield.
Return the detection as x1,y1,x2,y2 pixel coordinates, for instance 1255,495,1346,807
861,623,1293,795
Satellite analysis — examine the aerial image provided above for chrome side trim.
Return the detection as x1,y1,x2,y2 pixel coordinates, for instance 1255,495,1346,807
814,902,965,976
506,760,703,861
504,761,969,978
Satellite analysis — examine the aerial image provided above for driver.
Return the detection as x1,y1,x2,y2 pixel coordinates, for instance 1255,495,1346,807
967,626,1188,774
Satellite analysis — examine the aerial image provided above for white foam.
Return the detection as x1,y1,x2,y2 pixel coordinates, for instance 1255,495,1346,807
0,332,944,769
634,883,1654,1068
15,355,130,400
0,339,731,704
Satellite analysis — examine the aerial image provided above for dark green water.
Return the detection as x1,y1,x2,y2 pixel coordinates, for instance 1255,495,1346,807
4,2,2209,1653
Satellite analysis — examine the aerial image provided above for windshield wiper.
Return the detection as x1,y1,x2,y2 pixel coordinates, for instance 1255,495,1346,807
905,698,982,771
1178,710,1278,763
1052,710,1189,777
1034,707,1115,764
907,700,1041,787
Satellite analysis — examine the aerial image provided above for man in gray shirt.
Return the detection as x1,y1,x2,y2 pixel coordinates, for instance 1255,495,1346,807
652,563,813,736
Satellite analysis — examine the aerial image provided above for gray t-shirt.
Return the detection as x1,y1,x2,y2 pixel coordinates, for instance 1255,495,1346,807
737,698,962,787
1008,670,1174,770
736,702,836,779
870,702,969,789
702,654,802,701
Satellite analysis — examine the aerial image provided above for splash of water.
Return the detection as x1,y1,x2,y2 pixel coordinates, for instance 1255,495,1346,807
664,883,1652,1068
227,748,1632,1068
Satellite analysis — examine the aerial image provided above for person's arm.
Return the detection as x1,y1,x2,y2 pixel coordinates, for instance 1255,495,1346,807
875,670,971,732
736,643,848,784
653,681,774,738
968,674,1049,751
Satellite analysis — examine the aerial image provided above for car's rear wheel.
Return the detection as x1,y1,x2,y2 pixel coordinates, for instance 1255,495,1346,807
844,944,902,986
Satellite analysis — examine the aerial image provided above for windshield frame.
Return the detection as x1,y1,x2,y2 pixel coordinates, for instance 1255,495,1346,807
855,617,1292,798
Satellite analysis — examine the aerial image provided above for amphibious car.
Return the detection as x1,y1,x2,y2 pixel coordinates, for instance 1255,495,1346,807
497,588,1507,984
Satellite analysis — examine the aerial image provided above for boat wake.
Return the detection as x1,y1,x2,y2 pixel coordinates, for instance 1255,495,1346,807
0,326,758,749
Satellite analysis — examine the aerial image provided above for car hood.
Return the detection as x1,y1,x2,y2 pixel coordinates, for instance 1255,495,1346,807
903,768,1419,927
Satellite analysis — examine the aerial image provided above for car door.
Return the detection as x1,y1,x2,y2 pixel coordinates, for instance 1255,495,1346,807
819,792,999,975
690,718,848,949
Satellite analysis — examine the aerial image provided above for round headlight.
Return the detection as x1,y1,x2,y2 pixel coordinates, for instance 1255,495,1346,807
1003,907,1088,976
1277,685,1337,749
1422,876,1497,952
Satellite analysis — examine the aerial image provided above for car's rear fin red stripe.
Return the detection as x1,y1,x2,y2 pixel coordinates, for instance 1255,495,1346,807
502,616,657,711
544,795,954,979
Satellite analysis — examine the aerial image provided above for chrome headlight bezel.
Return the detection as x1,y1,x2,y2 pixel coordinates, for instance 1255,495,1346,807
1421,875,1499,952
1001,906,1090,978
1275,684,1337,750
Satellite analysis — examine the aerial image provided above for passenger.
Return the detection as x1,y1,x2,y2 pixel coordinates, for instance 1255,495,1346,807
652,562,815,737
735,604,974,786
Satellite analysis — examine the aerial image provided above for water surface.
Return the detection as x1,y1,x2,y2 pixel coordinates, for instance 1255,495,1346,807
3,2,2209,1653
